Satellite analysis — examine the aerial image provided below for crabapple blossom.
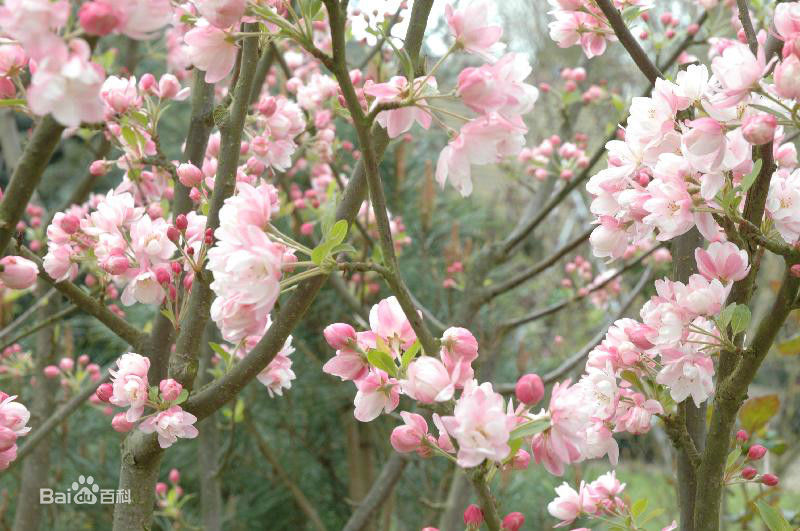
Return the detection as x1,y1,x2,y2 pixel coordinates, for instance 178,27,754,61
445,1,503,58
353,369,400,422
0,256,38,290
390,411,429,453
184,22,239,83
138,405,199,449
363,76,435,138
109,352,151,422
401,357,455,404
441,380,514,467
368,296,417,353
695,241,750,284
195,0,246,29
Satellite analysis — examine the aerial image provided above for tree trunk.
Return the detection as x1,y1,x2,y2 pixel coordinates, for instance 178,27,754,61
12,283,59,531
197,339,223,531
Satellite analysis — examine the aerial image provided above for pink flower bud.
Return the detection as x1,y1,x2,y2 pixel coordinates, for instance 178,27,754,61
139,73,156,93
258,97,278,117
511,449,531,470
158,74,181,100
169,468,180,484
167,226,181,243
43,365,60,378
78,1,123,36
106,256,130,276
300,222,314,236
159,378,183,402
736,429,749,442
515,373,544,405
464,504,484,526
741,466,757,480
748,444,767,460
155,482,168,495
0,256,38,290
59,357,74,371
155,267,171,285
177,163,203,188
111,412,135,432
502,512,525,531
742,114,777,145
761,473,779,486
687,23,700,35
89,160,107,176
0,426,17,452
78,356,90,369
96,383,113,402
775,55,800,100
175,214,188,231
323,323,357,349
792,264,800,278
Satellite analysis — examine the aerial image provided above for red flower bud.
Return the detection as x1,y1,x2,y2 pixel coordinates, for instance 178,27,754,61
515,373,544,405
761,473,779,487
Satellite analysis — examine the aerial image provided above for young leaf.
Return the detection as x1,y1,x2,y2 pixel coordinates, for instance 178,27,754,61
730,304,751,335
209,342,232,368
741,159,763,193
509,418,550,440
400,340,421,370
328,219,349,245
631,498,648,518
754,501,792,531
174,389,189,405
367,349,398,377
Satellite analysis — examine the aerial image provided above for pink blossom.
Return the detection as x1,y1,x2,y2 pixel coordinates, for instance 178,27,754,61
217,182,279,230
0,256,38,290
695,241,749,284
353,369,400,422
674,274,730,317
116,0,173,41
457,53,539,118
656,346,715,406
390,411,429,453
436,113,527,196
614,392,663,434
43,243,78,282
184,22,238,83
441,381,513,467
112,413,135,432
402,357,455,404
138,405,199,448
588,470,627,513
109,352,151,422
445,1,503,58
0,45,26,78
774,54,800,100
195,0,246,29
27,39,106,128
681,118,727,173
0,0,69,61
710,42,765,106
368,296,417,353
363,76,435,138
159,379,183,402
323,323,357,350
0,426,17,453
78,1,126,36
532,380,586,476
775,3,800,51
0,395,30,437
589,216,629,259
121,269,166,306
322,340,369,382
256,336,296,397
766,168,800,242
547,481,596,527
101,76,141,115
742,113,777,145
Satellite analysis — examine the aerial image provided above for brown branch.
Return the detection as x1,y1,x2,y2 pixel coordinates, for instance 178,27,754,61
595,0,664,84
736,0,758,54
341,453,409,531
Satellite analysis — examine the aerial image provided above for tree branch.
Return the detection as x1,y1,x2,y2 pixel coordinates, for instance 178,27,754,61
341,453,409,531
595,0,664,84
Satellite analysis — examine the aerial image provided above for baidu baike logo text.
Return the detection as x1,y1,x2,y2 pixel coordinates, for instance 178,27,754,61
40,475,130,505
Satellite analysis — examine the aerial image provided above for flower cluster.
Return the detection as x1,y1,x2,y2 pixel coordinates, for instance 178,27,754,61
98,352,197,449
0,392,30,469
324,297,540,469
518,132,592,182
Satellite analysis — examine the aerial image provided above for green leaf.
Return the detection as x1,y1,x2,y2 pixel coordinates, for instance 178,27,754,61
730,304,751,335
330,243,358,256
777,333,800,355
310,241,331,265
741,159,762,193
725,447,742,472
0,98,25,107
754,501,792,531
367,349,398,377
620,370,643,391
148,386,159,403
631,498,648,518
209,342,232,368
718,303,737,329
173,389,189,405
233,398,245,423
509,418,550,440
328,219,348,245
738,395,780,434
400,340,421,370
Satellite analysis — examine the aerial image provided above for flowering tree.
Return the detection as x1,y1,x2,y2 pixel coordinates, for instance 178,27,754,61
0,0,799,530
